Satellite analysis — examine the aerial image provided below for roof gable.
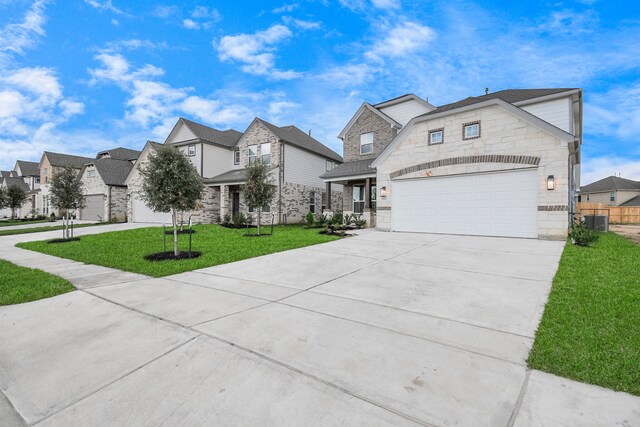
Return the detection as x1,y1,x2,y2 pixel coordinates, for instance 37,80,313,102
43,151,94,169
337,103,401,140
165,117,242,148
14,160,39,177
123,141,161,186
96,147,141,161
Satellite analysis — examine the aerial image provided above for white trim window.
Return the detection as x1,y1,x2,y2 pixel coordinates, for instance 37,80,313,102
429,129,444,145
87,169,96,178
463,122,481,140
261,143,271,165
353,185,364,213
610,191,616,202
326,160,333,171
248,145,257,165
187,145,196,156
360,132,373,155
310,191,316,214
234,150,240,165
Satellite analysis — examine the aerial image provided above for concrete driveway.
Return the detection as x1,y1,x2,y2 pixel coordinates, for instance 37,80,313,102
1,228,639,426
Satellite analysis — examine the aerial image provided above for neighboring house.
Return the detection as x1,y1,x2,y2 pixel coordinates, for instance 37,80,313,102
13,160,41,215
321,94,435,227
77,147,141,222
329,88,582,239
0,171,31,218
126,117,343,224
579,176,640,206
38,151,94,216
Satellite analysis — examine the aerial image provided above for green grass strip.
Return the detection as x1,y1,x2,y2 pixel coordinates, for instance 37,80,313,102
0,259,75,306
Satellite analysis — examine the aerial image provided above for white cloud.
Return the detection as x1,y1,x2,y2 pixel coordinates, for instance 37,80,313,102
539,9,599,35
152,5,179,18
282,16,321,30
272,3,299,13
183,19,199,30
2,66,61,99
183,6,221,30
84,0,124,15
318,63,373,87
365,21,435,61
581,156,640,184
371,0,400,9
217,24,301,79
585,83,640,141
0,0,48,64
104,39,169,51
88,53,164,87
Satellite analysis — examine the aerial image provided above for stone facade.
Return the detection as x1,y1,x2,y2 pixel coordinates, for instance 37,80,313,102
343,107,398,162
375,104,575,239
109,186,128,222
282,182,343,223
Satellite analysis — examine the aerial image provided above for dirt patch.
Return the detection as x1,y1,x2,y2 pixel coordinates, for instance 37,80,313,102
610,225,640,245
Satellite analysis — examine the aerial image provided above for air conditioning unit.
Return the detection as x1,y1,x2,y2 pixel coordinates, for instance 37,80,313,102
583,215,609,232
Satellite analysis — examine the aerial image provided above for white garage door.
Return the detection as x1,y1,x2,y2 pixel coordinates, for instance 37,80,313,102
131,193,171,224
79,194,104,221
392,169,538,238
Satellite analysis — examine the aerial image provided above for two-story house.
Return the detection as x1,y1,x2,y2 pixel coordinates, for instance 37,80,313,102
38,152,94,216
126,117,343,224
320,94,435,226
13,160,41,215
0,170,31,218
77,147,141,222
364,88,582,239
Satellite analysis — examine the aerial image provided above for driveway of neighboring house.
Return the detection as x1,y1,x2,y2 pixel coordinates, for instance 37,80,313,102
1,227,638,426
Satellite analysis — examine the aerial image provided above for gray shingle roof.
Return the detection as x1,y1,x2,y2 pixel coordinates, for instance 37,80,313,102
91,158,135,186
45,152,94,169
320,158,375,180
204,169,247,185
257,119,343,163
421,89,578,118
2,176,29,192
180,118,243,148
1,170,12,178
15,160,39,176
620,195,640,206
580,176,640,193
96,147,141,161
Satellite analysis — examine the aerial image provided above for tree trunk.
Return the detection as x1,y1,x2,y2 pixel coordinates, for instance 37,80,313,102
172,208,179,256
257,210,261,236
64,212,68,240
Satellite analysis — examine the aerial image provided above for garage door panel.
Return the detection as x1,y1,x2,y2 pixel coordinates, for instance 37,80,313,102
80,194,104,221
392,170,538,238
132,193,172,224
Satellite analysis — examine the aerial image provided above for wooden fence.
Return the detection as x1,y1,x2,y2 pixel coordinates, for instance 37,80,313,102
576,202,640,224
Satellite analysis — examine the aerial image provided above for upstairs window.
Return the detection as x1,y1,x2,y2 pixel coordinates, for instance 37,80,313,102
35,177,40,183
187,145,196,156
44,168,48,183
248,145,257,165
463,121,481,140
610,191,616,202
360,132,373,155
234,150,240,165
429,128,444,145
87,169,96,178
261,143,271,165
326,160,333,171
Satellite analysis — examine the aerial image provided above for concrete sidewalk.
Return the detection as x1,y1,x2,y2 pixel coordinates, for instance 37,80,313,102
1,227,638,426
0,219,99,231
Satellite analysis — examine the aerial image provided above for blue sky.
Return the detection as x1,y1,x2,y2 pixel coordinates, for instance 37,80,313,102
1,0,639,184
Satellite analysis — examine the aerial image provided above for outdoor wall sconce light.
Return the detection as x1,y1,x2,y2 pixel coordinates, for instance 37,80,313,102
380,186,387,198
547,175,555,190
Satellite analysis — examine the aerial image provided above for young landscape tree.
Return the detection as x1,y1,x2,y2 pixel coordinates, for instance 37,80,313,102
6,185,28,220
50,166,86,239
242,161,276,236
138,145,204,256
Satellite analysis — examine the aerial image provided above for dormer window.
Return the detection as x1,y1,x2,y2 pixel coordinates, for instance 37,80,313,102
234,150,240,165
360,132,373,155
463,121,481,140
429,128,444,145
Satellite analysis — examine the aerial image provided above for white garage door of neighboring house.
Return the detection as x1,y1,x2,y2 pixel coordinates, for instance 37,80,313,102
132,193,172,224
392,169,538,238
79,194,104,221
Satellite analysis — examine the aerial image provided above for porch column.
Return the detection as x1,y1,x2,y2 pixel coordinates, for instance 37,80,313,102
326,182,332,211
364,178,371,210
219,185,229,221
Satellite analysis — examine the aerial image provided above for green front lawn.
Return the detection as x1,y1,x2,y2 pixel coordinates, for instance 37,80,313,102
0,259,75,305
528,232,640,395
0,223,103,237
18,224,339,277
0,219,51,227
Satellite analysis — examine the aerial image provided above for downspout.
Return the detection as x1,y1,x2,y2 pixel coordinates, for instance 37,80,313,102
200,142,204,176
108,185,112,222
279,140,284,224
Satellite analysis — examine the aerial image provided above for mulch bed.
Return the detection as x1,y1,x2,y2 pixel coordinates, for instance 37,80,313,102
144,251,202,261
47,237,81,244
221,224,256,229
164,229,196,235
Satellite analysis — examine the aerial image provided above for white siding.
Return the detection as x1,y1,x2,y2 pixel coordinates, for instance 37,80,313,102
284,144,342,191
202,144,235,178
378,100,433,126
175,143,202,175
166,122,197,144
521,97,572,133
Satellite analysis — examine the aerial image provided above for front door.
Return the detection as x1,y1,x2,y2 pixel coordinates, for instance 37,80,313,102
232,192,240,216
